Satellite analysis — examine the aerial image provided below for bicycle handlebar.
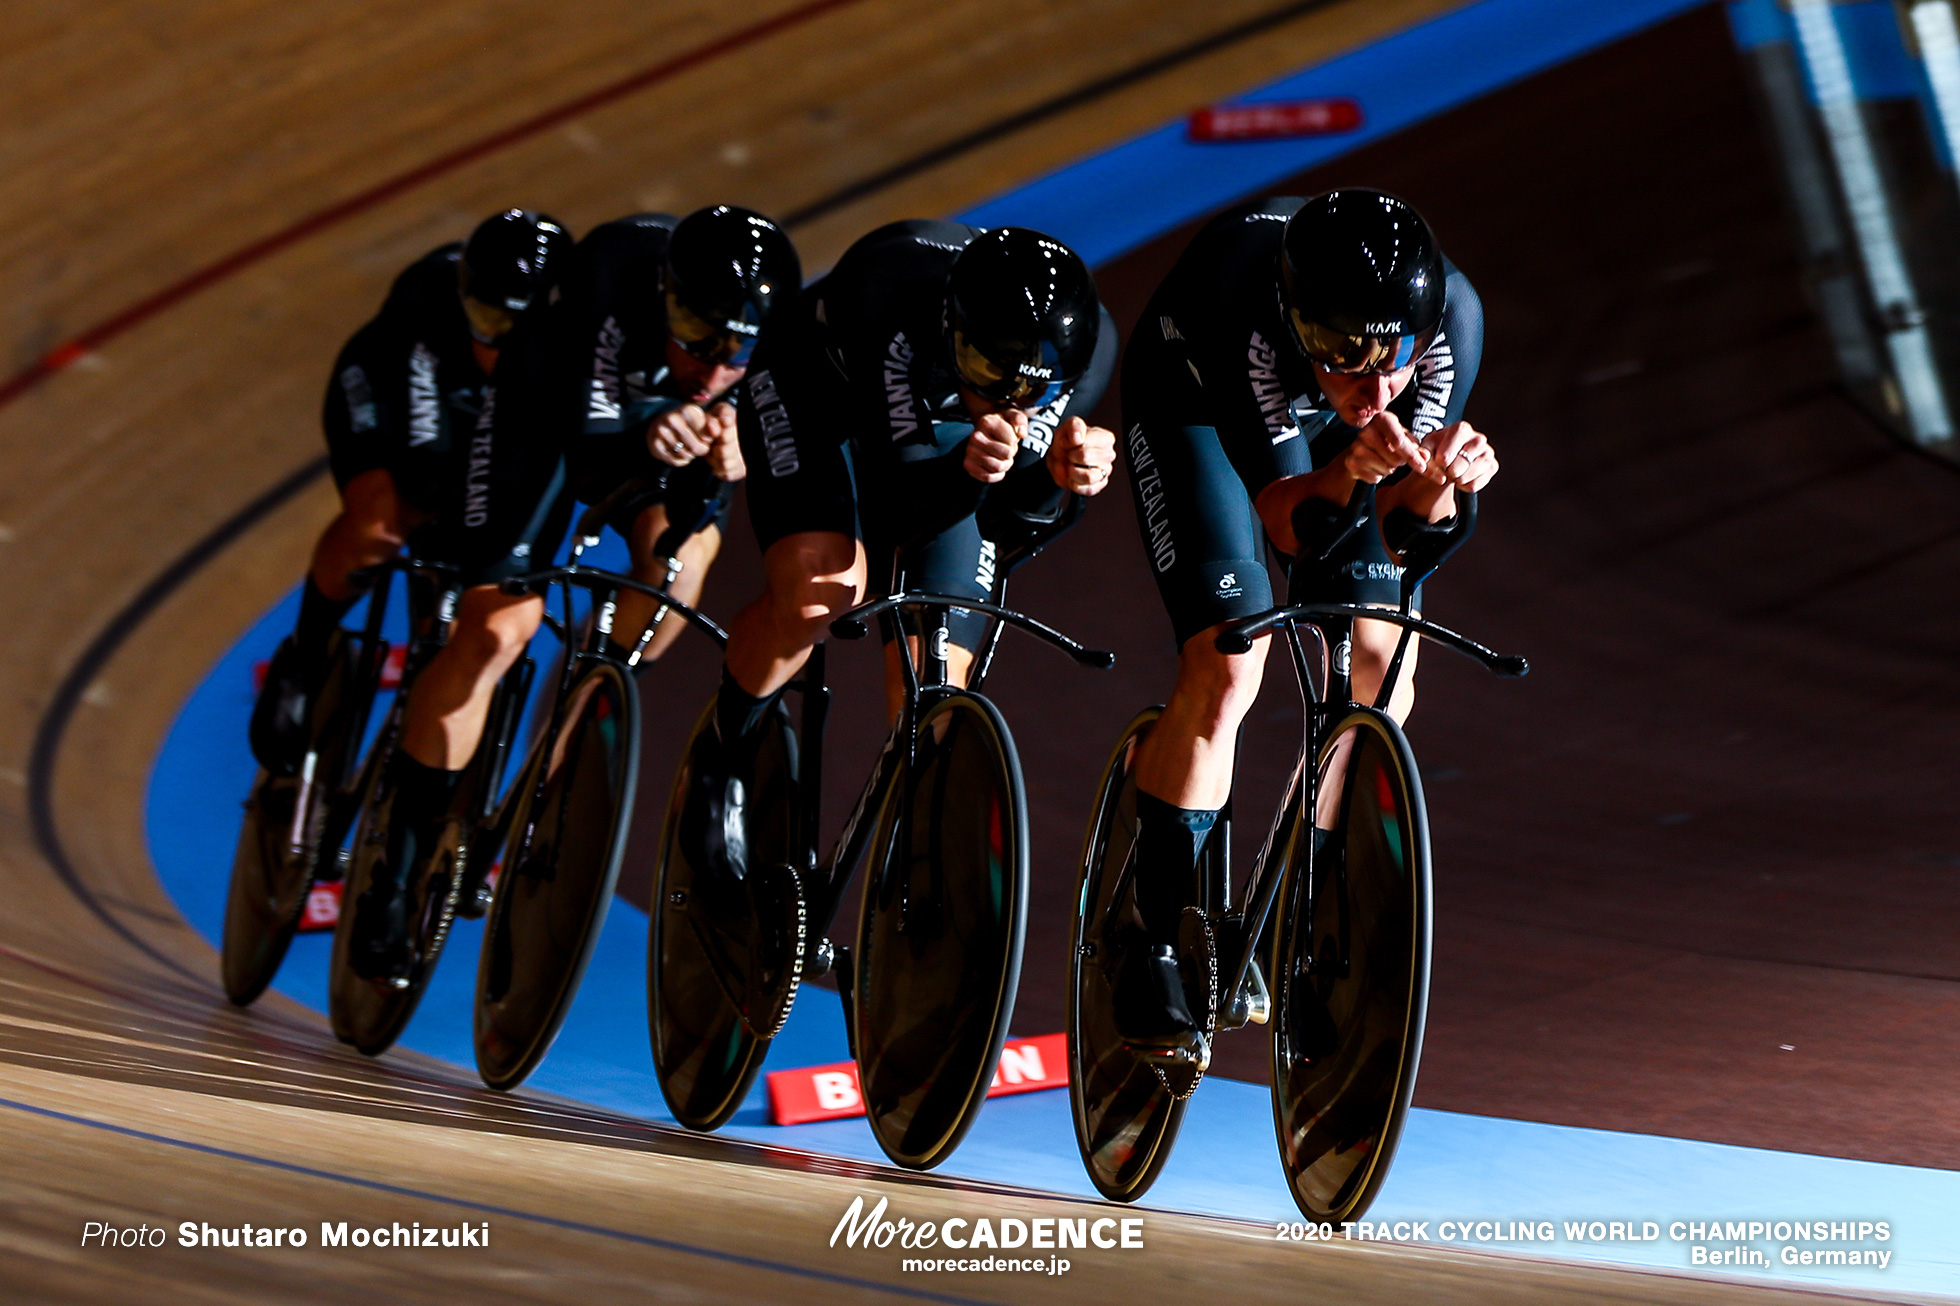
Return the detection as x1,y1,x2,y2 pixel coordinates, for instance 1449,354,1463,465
830,591,1115,671
499,565,728,648
1214,602,1527,677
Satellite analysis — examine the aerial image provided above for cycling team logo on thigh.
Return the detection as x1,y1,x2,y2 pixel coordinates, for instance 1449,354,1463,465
1347,561,1403,581
1216,571,1242,598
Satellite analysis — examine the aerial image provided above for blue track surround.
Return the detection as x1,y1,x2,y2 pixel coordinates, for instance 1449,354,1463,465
147,0,1960,1295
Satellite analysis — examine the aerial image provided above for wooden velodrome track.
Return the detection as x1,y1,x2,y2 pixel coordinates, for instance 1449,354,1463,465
0,0,1938,1300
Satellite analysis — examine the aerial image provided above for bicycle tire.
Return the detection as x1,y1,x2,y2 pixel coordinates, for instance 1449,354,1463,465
854,690,1027,1171
474,661,640,1090
1270,706,1431,1224
221,630,369,1006
649,696,801,1130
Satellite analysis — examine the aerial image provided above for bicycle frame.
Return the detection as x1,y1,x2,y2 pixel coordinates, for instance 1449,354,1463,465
787,563,1115,983
485,486,730,860
309,555,465,862
1185,486,1528,1025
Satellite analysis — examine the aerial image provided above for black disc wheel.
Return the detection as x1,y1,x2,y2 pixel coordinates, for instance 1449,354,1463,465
475,662,640,1090
221,632,369,1006
1270,706,1431,1224
854,690,1027,1171
328,729,468,1057
1067,706,1194,1201
649,697,802,1130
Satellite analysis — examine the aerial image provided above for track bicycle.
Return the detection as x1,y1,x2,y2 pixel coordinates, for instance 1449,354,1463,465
471,483,727,1091
650,531,1113,1169
1069,485,1526,1222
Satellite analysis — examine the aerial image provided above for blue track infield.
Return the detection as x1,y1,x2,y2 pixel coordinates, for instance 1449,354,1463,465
146,0,1960,1297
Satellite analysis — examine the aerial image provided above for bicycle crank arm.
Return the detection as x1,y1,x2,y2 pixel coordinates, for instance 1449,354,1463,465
1216,959,1270,1031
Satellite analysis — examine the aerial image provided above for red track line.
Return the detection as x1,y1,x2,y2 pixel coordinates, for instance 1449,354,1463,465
0,0,865,412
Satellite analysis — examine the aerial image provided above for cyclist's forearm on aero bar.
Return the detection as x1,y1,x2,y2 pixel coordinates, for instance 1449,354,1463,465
1253,466,1355,555
1380,472,1456,524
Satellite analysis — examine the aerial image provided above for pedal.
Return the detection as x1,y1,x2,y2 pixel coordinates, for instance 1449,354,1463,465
1239,959,1273,1027
1143,1031,1212,1100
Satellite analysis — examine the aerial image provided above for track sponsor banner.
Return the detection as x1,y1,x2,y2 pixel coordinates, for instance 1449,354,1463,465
768,1033,1066,1125
1186,98,1363,142
298,880,342,932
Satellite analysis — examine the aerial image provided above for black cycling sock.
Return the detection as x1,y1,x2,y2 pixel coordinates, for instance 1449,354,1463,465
1132,792,1220,945
714,667,782,748
378,752,464,889
294,578,358,679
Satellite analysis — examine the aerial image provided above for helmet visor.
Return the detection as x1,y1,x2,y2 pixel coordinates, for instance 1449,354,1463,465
950,325,1068,410
1288,307,1437,375
667,290,760,367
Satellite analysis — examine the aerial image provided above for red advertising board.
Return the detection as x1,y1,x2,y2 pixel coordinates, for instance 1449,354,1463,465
298,879,341,932
1187,98,1363,142
767,1032,1067,1125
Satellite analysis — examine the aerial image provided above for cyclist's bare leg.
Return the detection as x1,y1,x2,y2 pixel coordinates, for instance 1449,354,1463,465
724,530,867,698
615,502,721,662
311,469,423,600
398,585,545,769
1133,625,1271,808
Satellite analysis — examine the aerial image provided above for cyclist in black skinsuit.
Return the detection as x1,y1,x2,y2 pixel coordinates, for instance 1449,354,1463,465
556,206,800,658
1116,190,1500,1047
686,219,1119,837
248,209,576,980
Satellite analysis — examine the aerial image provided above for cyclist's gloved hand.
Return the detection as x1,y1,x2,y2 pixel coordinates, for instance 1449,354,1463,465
1340,411,1430,484
1046,415,1116,497
1419,419,1499,492
646,402,719,468
703,404,746,481
963,409,1026,483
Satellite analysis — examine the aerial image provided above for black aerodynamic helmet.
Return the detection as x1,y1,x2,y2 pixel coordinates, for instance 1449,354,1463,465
459,209,572,342
665,205,800,367
1281,189,1445,375
945,227,1100,409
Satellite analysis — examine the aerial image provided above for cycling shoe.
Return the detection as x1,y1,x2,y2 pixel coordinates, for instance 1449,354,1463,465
676,712,753,889
248,637,312,778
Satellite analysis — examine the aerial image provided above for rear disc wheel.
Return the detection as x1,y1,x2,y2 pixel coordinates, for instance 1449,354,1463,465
221,632,367,1006
329,728,469,1057
649,698,801,1130
1068,707,1197,1201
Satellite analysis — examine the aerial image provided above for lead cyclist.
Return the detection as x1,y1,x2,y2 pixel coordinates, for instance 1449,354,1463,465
1115,189,1501,1050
